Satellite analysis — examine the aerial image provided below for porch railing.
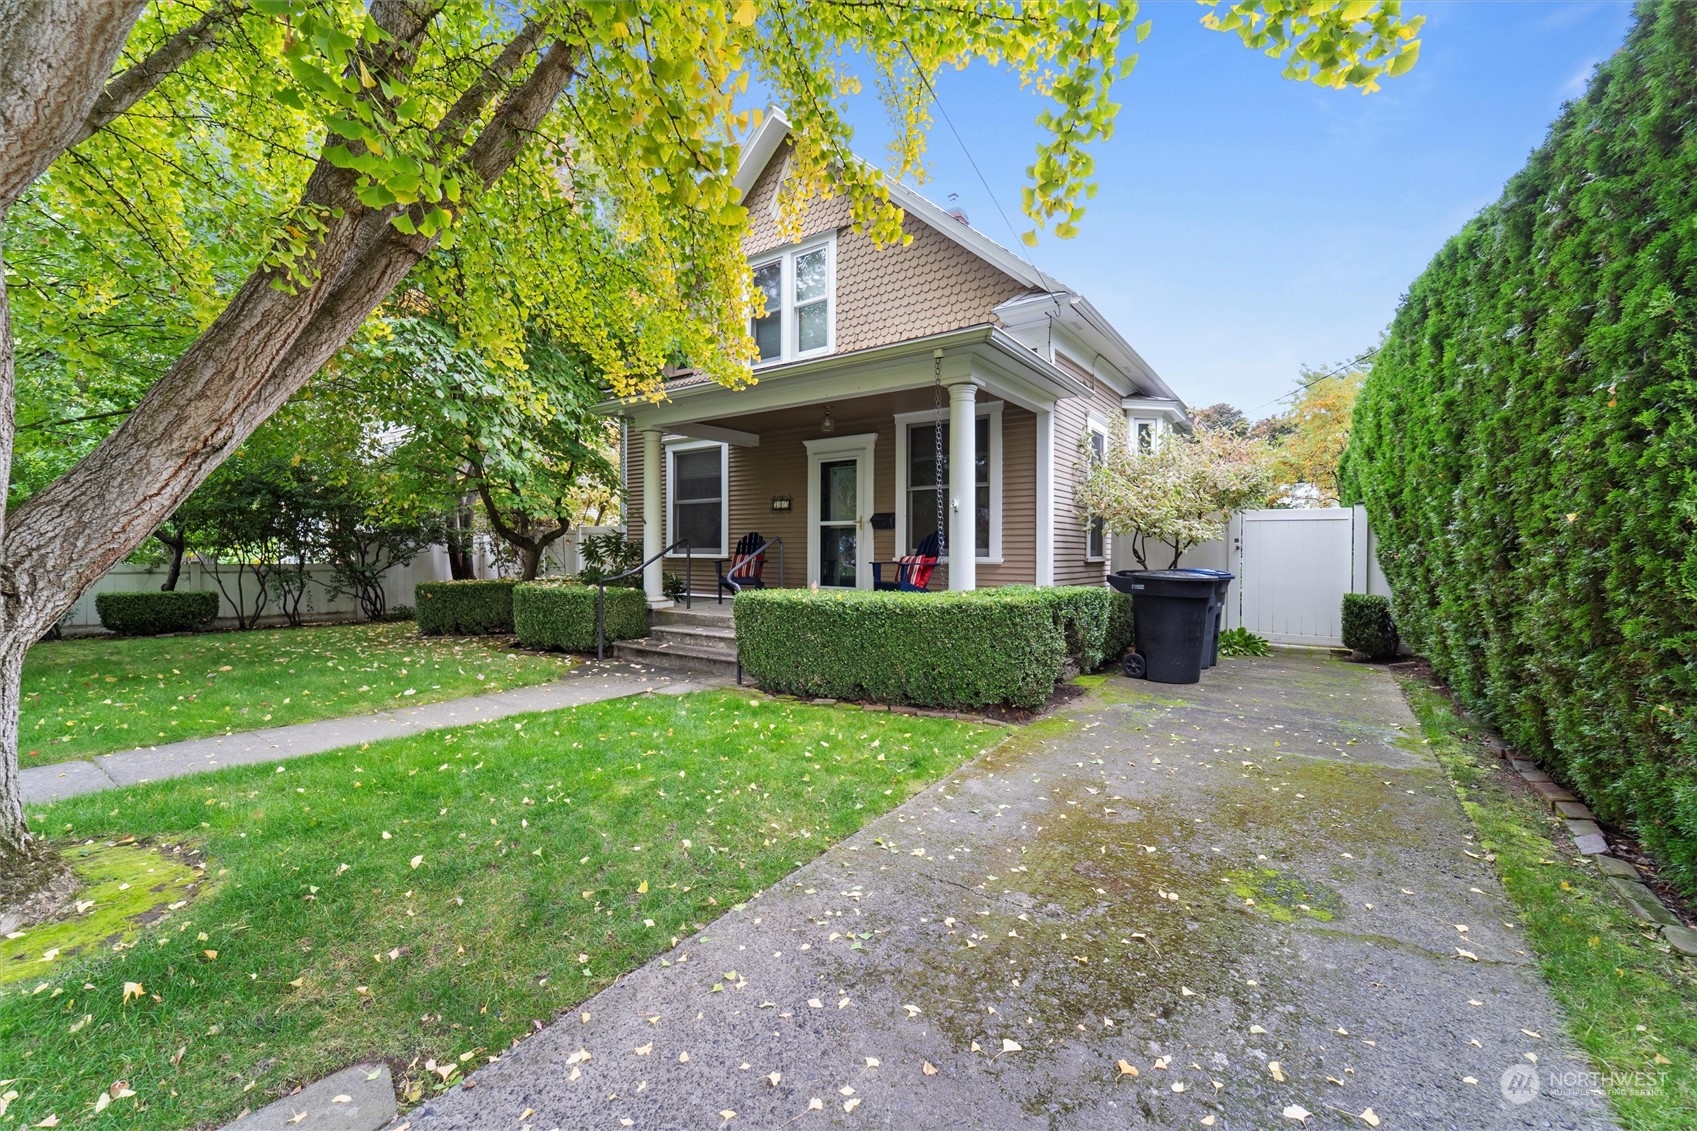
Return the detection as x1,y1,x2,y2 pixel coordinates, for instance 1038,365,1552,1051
596,539,691,660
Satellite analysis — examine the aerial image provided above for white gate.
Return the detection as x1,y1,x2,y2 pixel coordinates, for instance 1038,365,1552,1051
1226,505,1389,647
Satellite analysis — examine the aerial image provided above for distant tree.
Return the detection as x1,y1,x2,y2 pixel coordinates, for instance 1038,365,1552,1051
1191,402,1250,435
1076,420,1272,568
1261,366,1368,506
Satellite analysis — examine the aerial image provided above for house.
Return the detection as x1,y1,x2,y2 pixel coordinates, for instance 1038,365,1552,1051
612,110,1190,608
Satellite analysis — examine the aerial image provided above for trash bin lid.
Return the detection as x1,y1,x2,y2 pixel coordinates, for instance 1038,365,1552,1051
1114,569,1218,598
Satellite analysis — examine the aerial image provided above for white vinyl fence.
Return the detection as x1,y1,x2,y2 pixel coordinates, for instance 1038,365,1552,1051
57,527,623,635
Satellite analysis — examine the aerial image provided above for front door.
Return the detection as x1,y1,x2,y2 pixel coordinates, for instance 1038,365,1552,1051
804,433,875,589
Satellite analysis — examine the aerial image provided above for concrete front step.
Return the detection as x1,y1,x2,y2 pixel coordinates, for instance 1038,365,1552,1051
611,638,739,678
651,603,736,628
649,622,737,647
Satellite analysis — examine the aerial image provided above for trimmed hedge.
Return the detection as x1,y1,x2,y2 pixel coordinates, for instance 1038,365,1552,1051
735,588,1065,710
95,590,218,636
416,580,516,636
1340,594,1398,660
1104,590,1135,664
513,580,648,652
1000,585,1115,673
1339,2,1697,890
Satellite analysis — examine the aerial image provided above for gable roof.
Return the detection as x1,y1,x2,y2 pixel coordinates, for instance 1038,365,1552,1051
732,108,1187,416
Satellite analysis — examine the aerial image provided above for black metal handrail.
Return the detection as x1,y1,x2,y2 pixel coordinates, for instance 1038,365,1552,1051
722,535,785,595
597,539,691,659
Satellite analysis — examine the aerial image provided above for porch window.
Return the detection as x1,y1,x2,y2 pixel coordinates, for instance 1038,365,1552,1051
749,232,835,364
666,441,727,558
903,415,992,558
1086,423,1107,560
1133,418,1158,455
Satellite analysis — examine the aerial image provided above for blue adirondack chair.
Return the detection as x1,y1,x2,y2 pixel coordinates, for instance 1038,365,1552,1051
872,531,941,592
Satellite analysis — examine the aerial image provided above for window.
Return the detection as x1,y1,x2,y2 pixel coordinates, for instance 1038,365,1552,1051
1086,423,1107,560
666,441,727,558
894,403,1002,562
749,233,835,363
1133,418,1158,455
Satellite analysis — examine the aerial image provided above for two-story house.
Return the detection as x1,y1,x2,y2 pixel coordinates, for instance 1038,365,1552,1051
613,109,1190,608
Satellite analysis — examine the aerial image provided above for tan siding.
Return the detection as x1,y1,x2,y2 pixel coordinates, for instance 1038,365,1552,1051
741,144,1034,355
1051,378,1124,587
977,405,1035,586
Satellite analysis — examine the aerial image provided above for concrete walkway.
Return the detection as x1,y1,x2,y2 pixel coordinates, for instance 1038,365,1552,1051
21,662,721,805
407,653,1615,1131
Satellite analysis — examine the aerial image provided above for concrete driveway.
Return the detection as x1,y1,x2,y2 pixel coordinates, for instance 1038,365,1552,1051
406,653,1613,1130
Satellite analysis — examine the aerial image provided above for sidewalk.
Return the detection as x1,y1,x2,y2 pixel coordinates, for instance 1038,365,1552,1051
20,662,720,805
406,653,1615,1130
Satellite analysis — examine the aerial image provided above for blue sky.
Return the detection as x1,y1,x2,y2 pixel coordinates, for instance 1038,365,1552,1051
819,1,1637,417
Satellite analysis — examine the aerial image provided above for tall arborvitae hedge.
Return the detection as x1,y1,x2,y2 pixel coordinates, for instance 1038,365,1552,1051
1342,0,1697,892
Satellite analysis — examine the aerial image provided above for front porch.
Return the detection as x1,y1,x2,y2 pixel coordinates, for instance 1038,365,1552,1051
617,329,1104,608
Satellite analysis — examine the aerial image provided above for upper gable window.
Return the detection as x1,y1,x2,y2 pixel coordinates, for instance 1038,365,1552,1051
750,232,835,364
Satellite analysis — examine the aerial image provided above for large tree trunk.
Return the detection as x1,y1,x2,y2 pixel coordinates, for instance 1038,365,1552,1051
0,7,580,878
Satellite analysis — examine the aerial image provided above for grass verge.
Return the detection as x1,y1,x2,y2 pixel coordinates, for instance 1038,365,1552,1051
1400,676,1697,1127
0,690,995,1129
22,622,572,766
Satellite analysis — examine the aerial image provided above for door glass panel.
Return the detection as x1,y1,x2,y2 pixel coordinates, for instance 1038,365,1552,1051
818,458,857,588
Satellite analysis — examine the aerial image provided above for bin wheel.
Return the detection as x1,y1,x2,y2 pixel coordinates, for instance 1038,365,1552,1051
1122,651,1147,679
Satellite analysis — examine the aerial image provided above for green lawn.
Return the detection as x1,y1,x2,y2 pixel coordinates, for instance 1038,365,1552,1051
21,622,573,766
1402,678,1697,1129
0,691,995,1130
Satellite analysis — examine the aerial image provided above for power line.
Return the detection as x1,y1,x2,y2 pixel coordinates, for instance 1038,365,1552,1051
1246,347,1379,415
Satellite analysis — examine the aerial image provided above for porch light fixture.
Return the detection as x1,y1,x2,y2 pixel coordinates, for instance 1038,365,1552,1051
821,403,835,434
771,495,793,512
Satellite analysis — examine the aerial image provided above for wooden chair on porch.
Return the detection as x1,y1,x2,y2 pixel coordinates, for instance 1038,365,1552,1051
716,532,767,603
872,532,941,592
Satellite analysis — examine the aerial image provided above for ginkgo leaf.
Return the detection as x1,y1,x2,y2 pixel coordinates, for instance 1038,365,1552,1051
1201,1117,1216,1128
122,982,144,1004
1455,948,1478,961
767,1072,781,1086
410,855,423,869
902,1004,922,1017
94,1095,110,1114
1268,1062,1286,1083
1360,1110,1381,1127
864,1057,879,1068
808,1098,824,1111
718,1110,736,1122
843,1097,861,1113
638,880,649,894
1001,1039,1022,1053
921,1062,938,1077
1283,1105,1311,1123
634,1043,653,1056
1116,1060,1139,1078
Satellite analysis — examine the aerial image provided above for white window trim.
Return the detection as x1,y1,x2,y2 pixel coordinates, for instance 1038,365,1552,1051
803,432,877,589
750,230,837,367
663,439,728,559
1129,414,1161,456
892,401,1003,564
1085,412,1110,562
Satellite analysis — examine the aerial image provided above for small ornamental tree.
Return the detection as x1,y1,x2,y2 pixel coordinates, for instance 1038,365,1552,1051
1076,420,1272,569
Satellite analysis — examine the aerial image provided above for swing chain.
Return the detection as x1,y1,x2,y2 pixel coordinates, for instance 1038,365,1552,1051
932,349,946,556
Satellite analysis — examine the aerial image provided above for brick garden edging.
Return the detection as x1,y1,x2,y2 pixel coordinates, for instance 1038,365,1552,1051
1490,738,1697,958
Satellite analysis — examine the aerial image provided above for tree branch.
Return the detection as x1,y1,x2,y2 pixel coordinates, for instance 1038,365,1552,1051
70,1,244,152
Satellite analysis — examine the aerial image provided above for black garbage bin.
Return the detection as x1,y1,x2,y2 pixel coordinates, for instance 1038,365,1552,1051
1180,569,1235,668
1106,570,1216,684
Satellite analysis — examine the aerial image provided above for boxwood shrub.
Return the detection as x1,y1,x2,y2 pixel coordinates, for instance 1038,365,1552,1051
1340,594,1398,660
999,585,1115,673
735,588,1065,710
1104,590,1136,664
513,580,648,652
94,590,219,636
1339,1,1697,891
416,580,516,636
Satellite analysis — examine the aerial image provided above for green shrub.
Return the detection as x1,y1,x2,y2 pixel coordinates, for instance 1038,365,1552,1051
94,590,219,636
1340,594,1398,660
1104,590,1136,663
1339,1,1697,892
735,588,1065,710
416,580,516,636
1000,585,1114,673
378,604,416,623
1217,627,1271,658
513,580,648,652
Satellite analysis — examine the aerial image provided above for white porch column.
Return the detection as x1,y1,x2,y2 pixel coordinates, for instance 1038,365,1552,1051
641,428,669,608
1034,406,1055,587
947,380,979,591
